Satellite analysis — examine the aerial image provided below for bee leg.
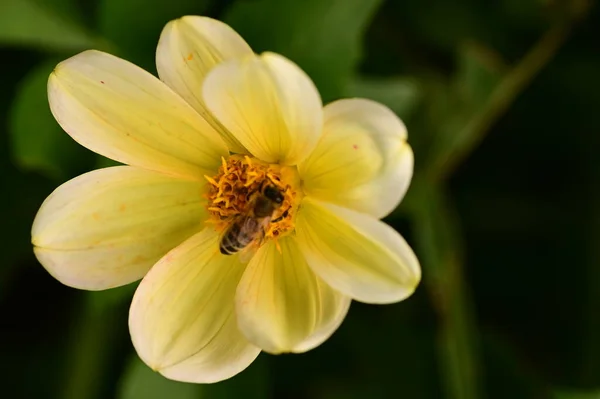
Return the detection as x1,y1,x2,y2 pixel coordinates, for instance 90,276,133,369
271,208,290,223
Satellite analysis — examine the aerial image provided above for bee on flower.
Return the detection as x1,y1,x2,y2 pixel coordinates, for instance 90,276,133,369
31,16,421,383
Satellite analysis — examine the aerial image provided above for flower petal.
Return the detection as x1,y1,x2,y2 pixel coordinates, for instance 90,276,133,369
299,99,413,218
295,197,421,304
49,50,228,180
235,236,350,354
129,228,259,383
31,166,206,290
203,52,323,165
156,16,253,153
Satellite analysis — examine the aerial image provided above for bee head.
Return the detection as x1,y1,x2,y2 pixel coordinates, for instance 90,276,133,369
263,185,284,204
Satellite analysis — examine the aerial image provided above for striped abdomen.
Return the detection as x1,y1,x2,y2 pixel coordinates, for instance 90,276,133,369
219,217,262,255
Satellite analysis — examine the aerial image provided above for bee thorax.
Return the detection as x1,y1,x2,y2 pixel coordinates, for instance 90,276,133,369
205,155,301,254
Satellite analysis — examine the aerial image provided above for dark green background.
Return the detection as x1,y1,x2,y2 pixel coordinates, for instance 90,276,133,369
1,0,599,398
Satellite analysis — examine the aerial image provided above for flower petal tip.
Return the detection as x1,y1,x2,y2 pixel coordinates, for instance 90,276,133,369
149,363,161,372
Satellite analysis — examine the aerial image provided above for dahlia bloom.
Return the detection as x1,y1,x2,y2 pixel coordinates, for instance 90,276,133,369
32,16,420,383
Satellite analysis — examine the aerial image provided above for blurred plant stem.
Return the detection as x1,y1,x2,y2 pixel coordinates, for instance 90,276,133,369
405,4,589,398
581,206,600,382
411,182,480,399
61,288,133,399
426,4,588,184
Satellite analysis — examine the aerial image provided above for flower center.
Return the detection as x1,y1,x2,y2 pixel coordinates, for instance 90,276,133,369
205,155,301,251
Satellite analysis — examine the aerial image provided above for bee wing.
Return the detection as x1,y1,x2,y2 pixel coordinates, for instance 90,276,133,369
238,217,271,263
238,216,260,239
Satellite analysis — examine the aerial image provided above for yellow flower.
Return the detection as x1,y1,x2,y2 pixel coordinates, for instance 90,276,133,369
31,16,420,383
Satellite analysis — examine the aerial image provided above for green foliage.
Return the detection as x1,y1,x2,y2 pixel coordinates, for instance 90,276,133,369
118,352,269,399
454,42,507,109
346,77,422,120
97,0,211,70
422,42,506,179
119,357,202,399
0,0,99,51
225,0,383,102
9,61,94,179
199,356,270,399
87,283,137,313
554,390,600,399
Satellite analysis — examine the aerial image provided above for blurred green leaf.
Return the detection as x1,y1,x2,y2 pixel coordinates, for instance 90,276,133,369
554,390,600,399
480,332,547,398
225,0,383,102
0,0,99,51
201,356,270,399
9,61,94,179
64,284,137,399
32,0,87,25
62,292,130,399
500,0,548,30
346,76,422,120
119,357,201,399
96,155,123,169
425,20,571,181
118,354,269,399
421,42,506,178
88,282,138,313
455,42,506,109
390,1,488,53
327,306,440,399
411,183,482,399
45,0,85,21
97,0,211,71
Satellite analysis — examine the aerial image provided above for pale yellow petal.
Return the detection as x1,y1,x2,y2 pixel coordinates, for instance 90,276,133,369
31,166,206,290
156,16,253,153
295,197,421,304
203,52,323,165
129,228,259,383
299,99,413,218
49,50,228,180
235,236,350,354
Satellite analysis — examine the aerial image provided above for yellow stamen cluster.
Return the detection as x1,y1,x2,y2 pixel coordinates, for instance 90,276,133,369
205,155,299,242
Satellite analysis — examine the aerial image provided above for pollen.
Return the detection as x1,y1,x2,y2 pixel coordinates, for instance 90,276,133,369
205,155,300,243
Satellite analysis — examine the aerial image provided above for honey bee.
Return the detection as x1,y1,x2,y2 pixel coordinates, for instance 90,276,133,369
219,182,286,255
